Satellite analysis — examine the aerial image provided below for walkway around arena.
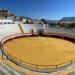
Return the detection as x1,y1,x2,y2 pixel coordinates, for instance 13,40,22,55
1,24,75,75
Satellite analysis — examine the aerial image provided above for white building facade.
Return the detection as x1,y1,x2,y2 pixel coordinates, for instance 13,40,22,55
0,19,13,24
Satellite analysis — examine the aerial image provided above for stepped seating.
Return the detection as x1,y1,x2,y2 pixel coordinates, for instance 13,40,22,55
0,24,22,41
1,24,75,75
2,58,75,75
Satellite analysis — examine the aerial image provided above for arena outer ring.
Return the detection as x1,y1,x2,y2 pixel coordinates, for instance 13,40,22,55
1,33,75,73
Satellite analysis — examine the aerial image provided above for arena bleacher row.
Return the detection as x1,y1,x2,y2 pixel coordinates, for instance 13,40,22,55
1,24,75,75
0,24,75,41
0,24,21,41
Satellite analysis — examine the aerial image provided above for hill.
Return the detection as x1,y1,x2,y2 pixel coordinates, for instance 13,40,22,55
60,17,75,22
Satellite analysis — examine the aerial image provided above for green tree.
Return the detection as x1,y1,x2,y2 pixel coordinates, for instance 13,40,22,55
40,19,47,24
26,20,29,24
67,23,75,28
49,23,57,27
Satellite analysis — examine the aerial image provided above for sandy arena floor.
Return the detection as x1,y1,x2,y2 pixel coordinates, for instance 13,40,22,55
3,37,75,66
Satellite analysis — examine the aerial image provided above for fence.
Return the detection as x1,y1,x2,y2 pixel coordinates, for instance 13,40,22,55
1,33,75,73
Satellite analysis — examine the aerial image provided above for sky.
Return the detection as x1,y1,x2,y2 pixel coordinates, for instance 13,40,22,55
0,0,75,20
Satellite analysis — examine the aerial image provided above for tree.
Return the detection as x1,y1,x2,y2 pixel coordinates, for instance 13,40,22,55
26,20,29,24
19,16,23,21
67,23,75,28
40,19,47,24
49,23,57,27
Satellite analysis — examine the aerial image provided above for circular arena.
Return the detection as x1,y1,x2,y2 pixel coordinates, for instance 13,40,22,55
1,33,75,73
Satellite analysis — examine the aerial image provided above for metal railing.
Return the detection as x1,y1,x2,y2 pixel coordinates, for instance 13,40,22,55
0,33,75,73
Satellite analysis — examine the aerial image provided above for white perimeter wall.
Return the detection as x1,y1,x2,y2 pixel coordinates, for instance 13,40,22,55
21,24,43,33
0,24,21,40
0,24,75,41
21,24,75,36
0,19,13,23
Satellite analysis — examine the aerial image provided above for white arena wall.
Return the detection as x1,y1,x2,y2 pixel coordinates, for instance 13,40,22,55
20,24,44,33
0,24,75,41
20,24,75,35
0,24,21,41
0,24,45,41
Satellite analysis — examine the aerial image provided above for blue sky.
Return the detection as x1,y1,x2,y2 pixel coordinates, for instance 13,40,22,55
0,0,75,20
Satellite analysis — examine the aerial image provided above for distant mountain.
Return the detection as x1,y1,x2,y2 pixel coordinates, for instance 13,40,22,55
45,19,59,23
60,17,75,22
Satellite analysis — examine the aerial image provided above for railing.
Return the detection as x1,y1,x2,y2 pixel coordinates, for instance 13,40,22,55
1,33,75,73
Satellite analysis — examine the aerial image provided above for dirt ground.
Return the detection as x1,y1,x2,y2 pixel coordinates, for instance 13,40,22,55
4,37,75,67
